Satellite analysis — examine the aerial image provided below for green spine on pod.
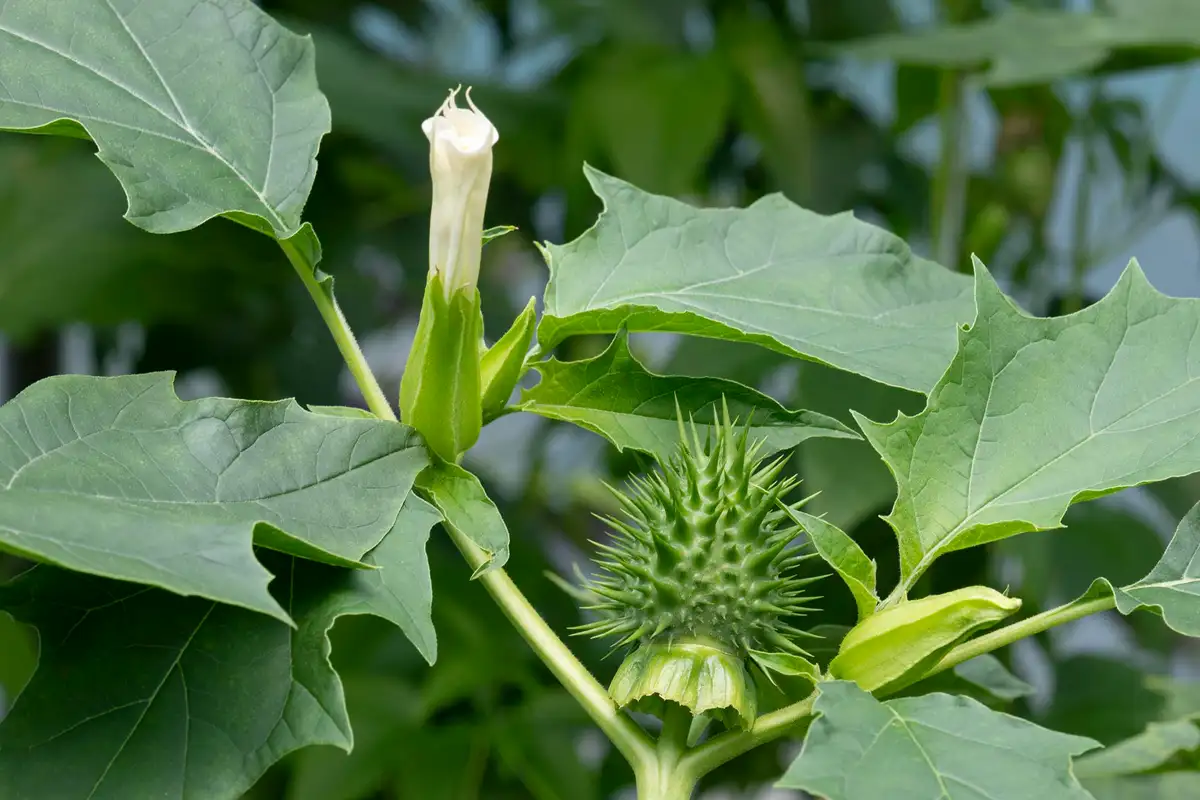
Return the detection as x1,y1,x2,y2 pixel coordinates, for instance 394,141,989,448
574,404,823,728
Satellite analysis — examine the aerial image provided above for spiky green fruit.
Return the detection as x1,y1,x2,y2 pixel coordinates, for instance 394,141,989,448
577,408,822,726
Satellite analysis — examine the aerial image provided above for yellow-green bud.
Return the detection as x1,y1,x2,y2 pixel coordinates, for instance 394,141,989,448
828,586,1021,694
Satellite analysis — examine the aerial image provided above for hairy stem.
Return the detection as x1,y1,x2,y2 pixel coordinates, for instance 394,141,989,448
680,691,817,779
924,591,1117,679
637,703,698,800
279,238,397,421
445,526,655,769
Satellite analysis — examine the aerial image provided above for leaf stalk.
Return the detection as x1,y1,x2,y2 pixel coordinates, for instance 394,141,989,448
279,238,397,421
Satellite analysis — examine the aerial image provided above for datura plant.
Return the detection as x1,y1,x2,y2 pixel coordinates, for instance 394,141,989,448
1,3,1200,800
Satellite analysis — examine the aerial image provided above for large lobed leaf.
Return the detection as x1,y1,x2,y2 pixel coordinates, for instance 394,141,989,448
837,0,1200,87
862,259,1200,595
781,681,1099,800
0,373,428,623
0,495,441,800
0,0,329,238
539,167,973,394
518,331,857,460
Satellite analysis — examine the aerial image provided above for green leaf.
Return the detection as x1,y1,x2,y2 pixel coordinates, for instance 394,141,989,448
1075,719,1200,780
861,259,1200,595
895,654,1034,708
481,296,538,419
0,0,329,238
836,1,1200,88
538,167,973,394
748,650,821,684
306,405,377,419
416,462,510,573
1112,499,1200,637
286,675,421,800
0,611,35,712
482,225,518,245
948,654,1035,702
0,373,428,623
519,331,857,460
1084,774,1200,800
785,509,877,620
0,496,441,800
1043,656,1165,745
780,681,1100,800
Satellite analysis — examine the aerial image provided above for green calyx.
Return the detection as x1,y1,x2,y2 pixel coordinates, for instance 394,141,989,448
610,637,755,729
399,272,483,462
577,405,822,724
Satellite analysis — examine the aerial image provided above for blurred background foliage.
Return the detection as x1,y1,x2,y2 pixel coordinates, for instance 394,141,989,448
3,0,1200,797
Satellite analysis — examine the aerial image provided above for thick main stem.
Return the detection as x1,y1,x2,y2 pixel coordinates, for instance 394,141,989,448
636,703,698,800
445,526,655,770
279,238,397,421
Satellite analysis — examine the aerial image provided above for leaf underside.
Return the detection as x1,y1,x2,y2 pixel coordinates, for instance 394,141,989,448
519,330,858,459
0,494,441,800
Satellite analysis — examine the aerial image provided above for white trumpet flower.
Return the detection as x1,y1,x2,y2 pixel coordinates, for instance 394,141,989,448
422,86,499,299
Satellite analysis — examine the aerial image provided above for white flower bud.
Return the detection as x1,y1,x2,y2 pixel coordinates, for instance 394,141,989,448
422,86,499,299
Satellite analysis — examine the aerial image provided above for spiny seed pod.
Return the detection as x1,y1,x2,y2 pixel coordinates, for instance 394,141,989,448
575,404,823,727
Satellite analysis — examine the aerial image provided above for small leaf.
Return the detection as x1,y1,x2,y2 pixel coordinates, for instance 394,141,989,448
862,259,1200,594
519,331,857,459
0,0,329,238
836,1,1200,88
1074,719,1200,780
780,681,1100,800
950,654,1035,702
539,167,973,394
0,373,428,623
785,509,877,620
0,496,441,799
748,650,821,684
307,404,377,419
481,296,537,418
1112,499,1200,637
416,462,510,572
482,225,518,244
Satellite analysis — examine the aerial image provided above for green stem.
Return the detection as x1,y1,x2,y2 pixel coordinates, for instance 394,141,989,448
923,592,1117,679
679,691,817,780
444,525,655,770
279,238,397,421
637,703,697,800
1063,88,1099,315
931,0,974,273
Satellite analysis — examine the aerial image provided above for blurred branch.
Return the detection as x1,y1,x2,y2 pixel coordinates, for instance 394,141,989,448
1064,86,1100,315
